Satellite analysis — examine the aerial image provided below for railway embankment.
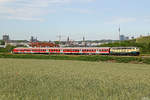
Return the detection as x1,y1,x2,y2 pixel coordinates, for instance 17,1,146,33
0,53,150,64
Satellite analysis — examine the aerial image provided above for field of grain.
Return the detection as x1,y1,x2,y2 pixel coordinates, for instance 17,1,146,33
0,58,150,100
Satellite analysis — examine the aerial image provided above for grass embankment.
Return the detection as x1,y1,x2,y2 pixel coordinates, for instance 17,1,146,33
0,59,150,100
0,53,150,64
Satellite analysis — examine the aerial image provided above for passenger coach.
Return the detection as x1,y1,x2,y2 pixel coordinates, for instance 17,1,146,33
12,47,140,56
12,47,110,55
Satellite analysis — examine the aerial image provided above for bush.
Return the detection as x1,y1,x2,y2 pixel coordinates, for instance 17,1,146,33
0,45,16,53
0,54,150,64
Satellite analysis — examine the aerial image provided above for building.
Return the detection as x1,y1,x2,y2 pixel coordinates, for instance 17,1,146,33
120,35,129,41
29,42,59,48
82,36,87,47
30,36,38,42
6,40,29,47
3,35,9,42
0,45,6,48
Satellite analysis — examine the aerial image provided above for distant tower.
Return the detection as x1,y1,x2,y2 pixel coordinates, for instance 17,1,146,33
67,36,69,42
83,36,85,42
82,36,86,47
30,36,34,42
118,25,121,40
66,36,70,46
3,34,10,42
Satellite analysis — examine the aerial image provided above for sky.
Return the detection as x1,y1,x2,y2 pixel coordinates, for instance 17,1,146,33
0,0,150,41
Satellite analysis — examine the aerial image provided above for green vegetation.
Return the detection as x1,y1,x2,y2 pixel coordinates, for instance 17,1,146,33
0,45,16,53
54,41,60,44
100,36,150,54
136,36,150,44
0,58,150,100
0,40,5,45
0,53,150,64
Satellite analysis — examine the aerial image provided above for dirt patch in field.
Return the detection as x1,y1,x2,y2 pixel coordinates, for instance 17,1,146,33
106,60,117,63
128,60,144,64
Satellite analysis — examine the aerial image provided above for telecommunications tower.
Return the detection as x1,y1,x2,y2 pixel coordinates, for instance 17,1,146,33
118,25,121,40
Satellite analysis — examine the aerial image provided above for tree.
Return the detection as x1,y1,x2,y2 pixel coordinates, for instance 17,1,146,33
54,41,60,45
5,45,16,52
0,40,5,45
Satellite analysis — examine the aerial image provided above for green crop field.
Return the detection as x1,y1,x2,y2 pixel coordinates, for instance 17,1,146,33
0,59,150,100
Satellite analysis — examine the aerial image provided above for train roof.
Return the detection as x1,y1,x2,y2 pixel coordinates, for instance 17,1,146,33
14,47,111,49
111,47,139,49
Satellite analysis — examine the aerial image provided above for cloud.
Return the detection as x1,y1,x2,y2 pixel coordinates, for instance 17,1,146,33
106,17,136,24
0,0,95,21
0,0,12,3
65,8,93,14
143,16,150,22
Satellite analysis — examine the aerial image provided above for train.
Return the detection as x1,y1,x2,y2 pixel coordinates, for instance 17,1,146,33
12,47,140,56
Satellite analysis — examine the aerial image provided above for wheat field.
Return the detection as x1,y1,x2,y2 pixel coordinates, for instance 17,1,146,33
0,58,150,100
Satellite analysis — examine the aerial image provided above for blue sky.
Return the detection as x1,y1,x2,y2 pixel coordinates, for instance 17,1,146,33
0,0,150,41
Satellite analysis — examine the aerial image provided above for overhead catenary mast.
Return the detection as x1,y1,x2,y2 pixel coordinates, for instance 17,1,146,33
57,34,61,42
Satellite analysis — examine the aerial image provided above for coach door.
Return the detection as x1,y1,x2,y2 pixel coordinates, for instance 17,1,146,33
46,49,49,53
